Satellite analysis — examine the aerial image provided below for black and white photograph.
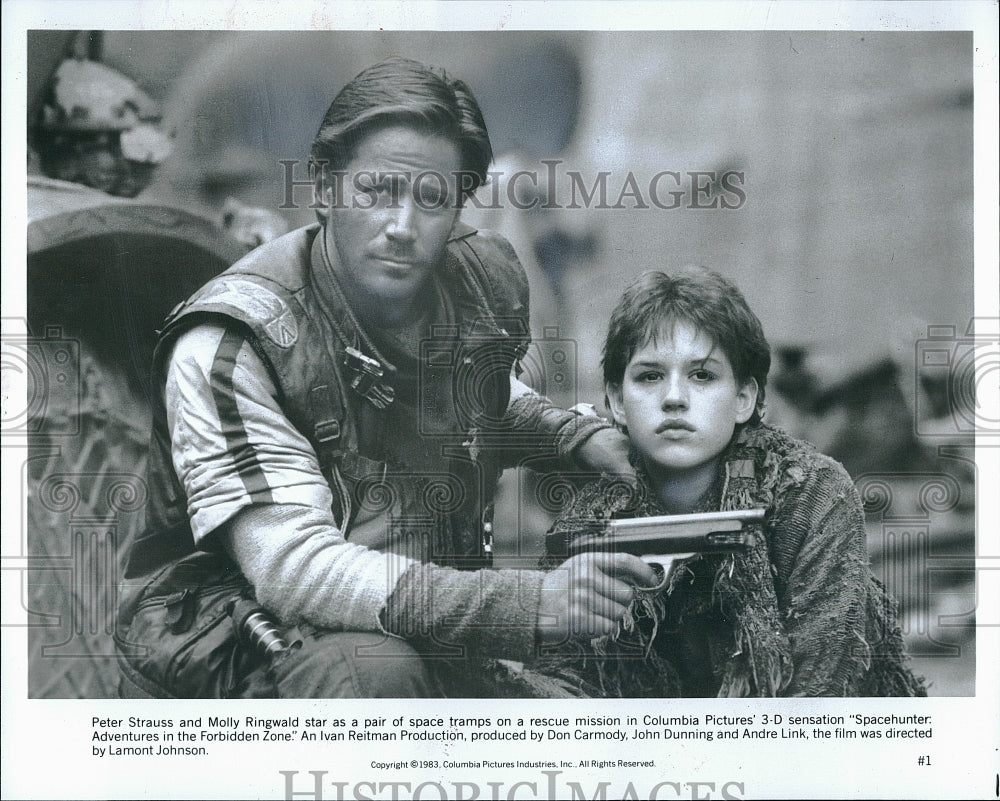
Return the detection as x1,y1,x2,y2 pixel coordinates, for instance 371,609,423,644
3,2,998,799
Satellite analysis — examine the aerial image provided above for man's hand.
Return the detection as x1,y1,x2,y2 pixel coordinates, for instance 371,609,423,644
536,552,658,646
573,425,634,477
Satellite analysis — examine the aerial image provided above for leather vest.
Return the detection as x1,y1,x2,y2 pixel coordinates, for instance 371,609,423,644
125,222,530,581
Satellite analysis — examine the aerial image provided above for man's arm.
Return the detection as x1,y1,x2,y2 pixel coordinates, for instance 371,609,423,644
466,226,631,476
167,323,652,653
166,323,415,631
504,376,633,475
382,551,657,660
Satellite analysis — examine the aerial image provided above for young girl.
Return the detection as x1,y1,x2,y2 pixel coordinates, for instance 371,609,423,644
534,268,925,697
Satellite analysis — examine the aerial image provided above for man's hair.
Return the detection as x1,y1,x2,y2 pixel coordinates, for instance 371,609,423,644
310,57,493,200
602,267,771,425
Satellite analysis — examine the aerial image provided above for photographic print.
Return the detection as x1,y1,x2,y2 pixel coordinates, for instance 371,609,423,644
3,2,997,799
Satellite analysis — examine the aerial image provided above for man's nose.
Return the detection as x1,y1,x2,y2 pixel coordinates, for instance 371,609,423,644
660,374,689,411
384,196,418,243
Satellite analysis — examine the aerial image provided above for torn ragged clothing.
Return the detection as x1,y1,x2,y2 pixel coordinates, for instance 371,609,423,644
529,423,926,698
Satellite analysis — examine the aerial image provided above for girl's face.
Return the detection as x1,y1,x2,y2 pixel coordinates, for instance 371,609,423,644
607,319,758,481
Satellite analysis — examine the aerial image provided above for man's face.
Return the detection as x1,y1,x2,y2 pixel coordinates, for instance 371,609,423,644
607,319,758,481
318,125,462,311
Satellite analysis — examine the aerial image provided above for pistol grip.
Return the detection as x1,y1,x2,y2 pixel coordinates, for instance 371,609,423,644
638,553,695,592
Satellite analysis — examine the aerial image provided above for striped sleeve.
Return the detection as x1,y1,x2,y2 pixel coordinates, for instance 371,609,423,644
165,322,334,543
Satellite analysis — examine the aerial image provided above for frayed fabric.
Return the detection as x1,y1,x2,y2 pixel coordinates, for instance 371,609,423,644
525,424,926,698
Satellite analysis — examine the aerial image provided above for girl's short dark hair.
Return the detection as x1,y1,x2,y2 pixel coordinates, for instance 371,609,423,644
310,57,493,200
602,268,771,425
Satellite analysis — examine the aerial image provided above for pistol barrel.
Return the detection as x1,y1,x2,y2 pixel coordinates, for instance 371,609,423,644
560,508,766,558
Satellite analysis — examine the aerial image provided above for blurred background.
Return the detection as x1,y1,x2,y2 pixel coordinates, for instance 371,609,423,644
21,30,977,696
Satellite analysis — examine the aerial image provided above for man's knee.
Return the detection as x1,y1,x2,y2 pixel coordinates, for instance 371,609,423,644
274,631,434,698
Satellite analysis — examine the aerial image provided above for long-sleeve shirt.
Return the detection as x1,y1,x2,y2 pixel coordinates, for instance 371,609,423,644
164,321,606,662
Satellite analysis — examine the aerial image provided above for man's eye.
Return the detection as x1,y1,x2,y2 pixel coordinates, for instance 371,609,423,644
417,185,445,207
636,371,662,383
359,179,393,195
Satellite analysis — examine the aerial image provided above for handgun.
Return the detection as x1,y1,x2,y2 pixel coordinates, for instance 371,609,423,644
545,508,765,588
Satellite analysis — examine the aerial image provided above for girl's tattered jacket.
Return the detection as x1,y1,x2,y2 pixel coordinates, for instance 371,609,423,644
537,422,926,698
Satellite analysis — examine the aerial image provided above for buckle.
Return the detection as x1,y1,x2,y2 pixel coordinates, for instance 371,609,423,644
343,347,395,409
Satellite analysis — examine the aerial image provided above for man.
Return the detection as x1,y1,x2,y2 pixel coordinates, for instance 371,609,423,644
116,58,656,698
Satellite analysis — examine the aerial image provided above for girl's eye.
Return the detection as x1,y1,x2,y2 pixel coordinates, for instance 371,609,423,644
636,371,662,383
691,369,717,382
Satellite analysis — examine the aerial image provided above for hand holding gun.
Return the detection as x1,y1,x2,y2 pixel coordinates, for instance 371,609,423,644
546,508,765,591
